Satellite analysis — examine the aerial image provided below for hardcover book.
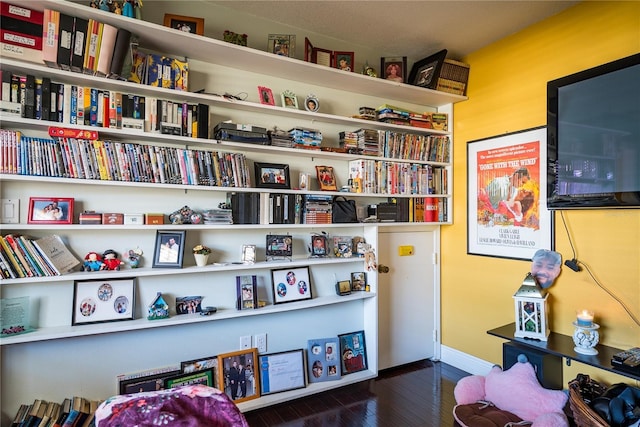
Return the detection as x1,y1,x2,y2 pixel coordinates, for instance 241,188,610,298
32,234,80,274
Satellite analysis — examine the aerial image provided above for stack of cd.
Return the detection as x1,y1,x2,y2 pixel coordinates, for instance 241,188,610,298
290,128,323,150
202,209,233,224
269,128,294,148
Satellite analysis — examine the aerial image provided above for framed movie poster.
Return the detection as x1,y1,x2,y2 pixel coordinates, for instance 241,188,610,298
467,126,553,260
271,266,312,305
258,349,306,395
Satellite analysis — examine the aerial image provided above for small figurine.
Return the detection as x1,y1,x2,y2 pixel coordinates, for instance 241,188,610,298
102,249,124,270
365,248,377,271
126,247,143,268
84,252,105,271
113,2,122,14
90,0,99,8
98,0,110,12
122,0,134,18
148,292,169,320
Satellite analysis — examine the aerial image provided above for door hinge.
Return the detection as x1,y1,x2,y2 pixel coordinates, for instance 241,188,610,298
432,253,438,264
433,329,438,342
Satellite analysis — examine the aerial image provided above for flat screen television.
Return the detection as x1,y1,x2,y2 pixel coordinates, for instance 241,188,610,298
547,53,640,209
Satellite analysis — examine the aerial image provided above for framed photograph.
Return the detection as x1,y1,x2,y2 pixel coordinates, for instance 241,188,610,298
305,37,332,66
241,244,256,264
27,197,73,224
164,369,214,389
335,280,351,296
258,349,306,395
271,266,312,305
72,278,135,325
163,14,204,35
307,337,341,382
255,162,291,189
268,34,295,57
334,51,354,72
258,86,275,106
467,126,553,260
338,330,368,375
381,56,407,83
266,234,293,258
304,94,319,112
310,234,328,257
152,230,186,268
281,90,298,109
118,369,181,394
175,295,202,315
333,236,353,258
236,275,257,310
408,49,448,89
350,271,367,291
181,355,218,376
218,348,260,403
315,165,337,191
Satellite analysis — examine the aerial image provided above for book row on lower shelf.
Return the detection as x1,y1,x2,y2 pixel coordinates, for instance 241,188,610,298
10,330,368,426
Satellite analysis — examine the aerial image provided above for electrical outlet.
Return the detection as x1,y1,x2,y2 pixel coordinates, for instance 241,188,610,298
240,335,251,349
255,333,267,353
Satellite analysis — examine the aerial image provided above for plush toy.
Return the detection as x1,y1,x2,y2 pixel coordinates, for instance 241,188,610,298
453,355,569,427
102,249,124,271
84,252,105,271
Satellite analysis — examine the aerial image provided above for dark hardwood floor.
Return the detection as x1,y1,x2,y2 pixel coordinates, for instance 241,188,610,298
244,360,470,427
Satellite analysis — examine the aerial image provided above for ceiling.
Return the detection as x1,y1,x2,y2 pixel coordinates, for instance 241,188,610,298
207,1,579,61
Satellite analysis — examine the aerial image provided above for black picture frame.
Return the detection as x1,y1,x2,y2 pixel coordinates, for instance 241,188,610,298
258,349,306,395
408,49,448,89
236,275,258,310
350,271,367,291
310,234,328,257
72,278,136,325
181,355,218,375
118,369,181,394
152,230,186,268
338,330,368,375
255,162,291,189
271,266,312,305
266,234,293,258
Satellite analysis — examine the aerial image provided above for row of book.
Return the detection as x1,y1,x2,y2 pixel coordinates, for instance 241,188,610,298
230,193,339,225
395,197,448,223
348,158,448,195
379,131,451,163
11,396,101,427
0,130,250,187
0,234,80,280
0,70,208,137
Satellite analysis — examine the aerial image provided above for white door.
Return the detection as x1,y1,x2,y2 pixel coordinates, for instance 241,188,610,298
377,229,438,370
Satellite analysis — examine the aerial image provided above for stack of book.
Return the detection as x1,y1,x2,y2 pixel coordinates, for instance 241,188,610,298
11,396,102,427
376,104,410,126
339,130,360,153
0,234,80,279
302,194,333,224
289,128,322,150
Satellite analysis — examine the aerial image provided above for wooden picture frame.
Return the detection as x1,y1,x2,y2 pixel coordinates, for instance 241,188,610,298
258,349,306,395
338,330,368,375
408,49,448,89
255,162,291,189
281,90,298,109
27,197,73,225
381,56,407,83
467,126,553,260
218,348,260,403
258,86,275,105
163,14,204,35
268,34,295,57
271,266,312,305
164,369,214,389
350,271,367,291
304,37,333,66
334,51,354,72
72,278,136,325
315,165,337,191
152,230,186,268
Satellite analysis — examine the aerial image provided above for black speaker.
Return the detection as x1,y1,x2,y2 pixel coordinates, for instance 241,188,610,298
503,342,563,390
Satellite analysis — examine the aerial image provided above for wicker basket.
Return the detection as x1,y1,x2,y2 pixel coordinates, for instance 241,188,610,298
568,378,609,427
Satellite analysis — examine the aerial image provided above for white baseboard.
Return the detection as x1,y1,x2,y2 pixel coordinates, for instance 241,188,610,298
440,345,495,376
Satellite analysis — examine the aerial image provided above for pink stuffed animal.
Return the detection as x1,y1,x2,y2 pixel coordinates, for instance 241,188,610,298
453,356,568,427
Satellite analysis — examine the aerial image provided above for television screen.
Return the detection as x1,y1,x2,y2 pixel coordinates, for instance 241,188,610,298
547,53,640,209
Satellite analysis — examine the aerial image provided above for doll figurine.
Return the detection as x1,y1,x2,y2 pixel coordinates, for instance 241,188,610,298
84,252,105,271
102,249,124,270
122,0,134,18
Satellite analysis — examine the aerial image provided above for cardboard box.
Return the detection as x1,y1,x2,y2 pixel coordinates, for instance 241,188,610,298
79,212,102,224
145,213,164,225
124,213,144,225
102,213,124,225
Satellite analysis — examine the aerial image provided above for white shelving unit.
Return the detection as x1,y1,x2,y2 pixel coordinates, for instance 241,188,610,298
0,0,466,422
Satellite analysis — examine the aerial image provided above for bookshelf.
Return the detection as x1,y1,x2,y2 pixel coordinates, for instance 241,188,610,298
0,0,466,422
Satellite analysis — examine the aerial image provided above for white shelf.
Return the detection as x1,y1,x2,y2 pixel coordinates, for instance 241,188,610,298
0,256,365,285
24,1,466,108
0,292,375,345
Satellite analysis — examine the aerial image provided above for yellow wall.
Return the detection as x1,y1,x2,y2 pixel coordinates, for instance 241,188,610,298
442,1,640,384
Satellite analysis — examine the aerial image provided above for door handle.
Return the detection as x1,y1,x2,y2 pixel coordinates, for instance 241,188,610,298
378,264,390,274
